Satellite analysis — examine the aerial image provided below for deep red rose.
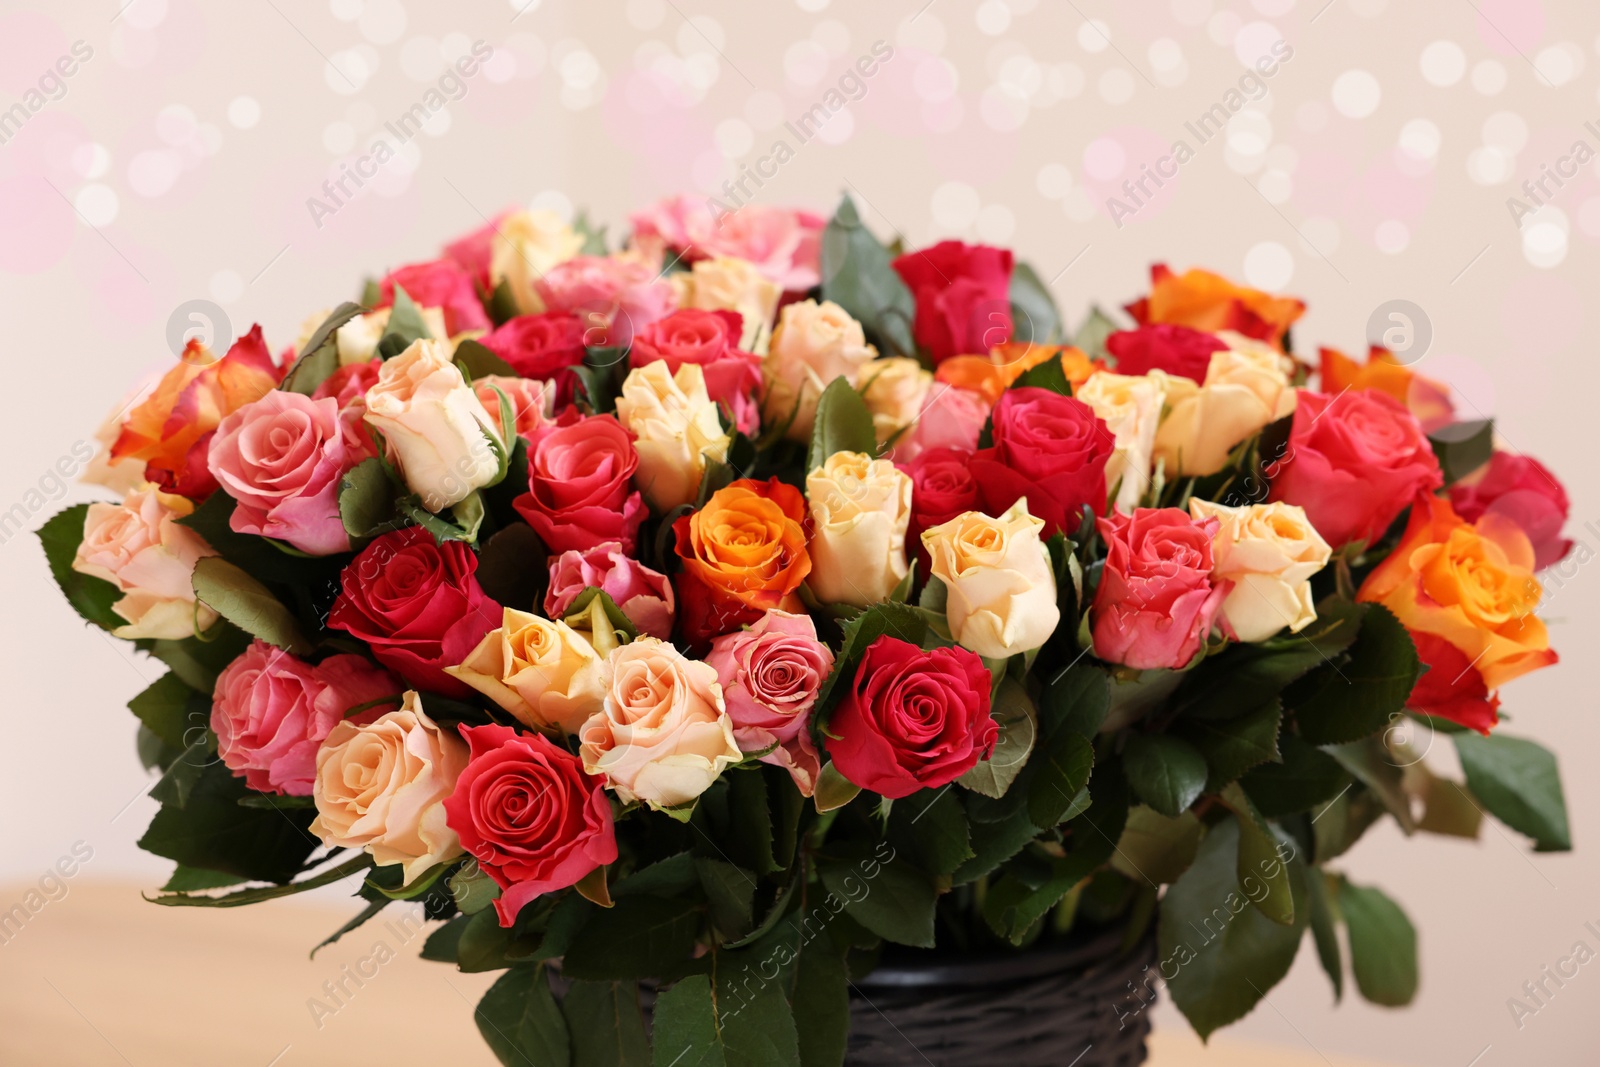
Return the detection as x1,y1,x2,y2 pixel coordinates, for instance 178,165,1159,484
444,723,618,927
899,446,981,576
513,413,647,553
377,258,491,336
629,308,764,435
825,636,996,799
1406,631,1501,734
1092,508,1228,671
1449,452,1571,571
479,312,589,405
327,527,502,698
892,240,1015,363
1104,324,1227,384
1268,389,1443,549
971,387,1114,539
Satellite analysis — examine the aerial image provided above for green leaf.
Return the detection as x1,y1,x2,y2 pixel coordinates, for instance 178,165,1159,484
190,557,313,655
450,860,501,915
1008,261,1062,345
37,504,124,631
819,195,916,358
144,624,251,693
712,952,804,1067
1415,773,1483,839
1072,305,1120,361
147,854,372,907
280,302,365,395
1326,736,1416,833
816,845,936,947
1175,599,1365,720
562,588,642,644
1453,732,1571,851
806,375,878,473
1340,881,1418,1007
574,211,610,256
160,865,245,893
781,926,850,1067
982,853,1090,945
1428,418,1493,485
563,981,649,1067
957,678,1037,799
421,915,470,962
1111,807,1205,884
1027,729,1095,830
651,976,724,1067
455,337,519,380
476,523,548,612
376,284,433,359
149,736,210,808
695,858,756,944
128,673,208,751
1122,734,1208,817
311,897,391,957
1241,734,1352,818
888,785,974,877
561,896,702,981
812,762,861,814
1220,783,1296,925
1308,870,1344,1002
952,792,1047,885
339,457,399,539
137,763,318,884
1291,605,1420,747
475,966,571,1067
1176,699,1283,792
1009,352,1071,395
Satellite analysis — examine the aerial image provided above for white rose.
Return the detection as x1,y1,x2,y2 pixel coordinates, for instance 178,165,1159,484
1189,498,1332,642
806,450,913,607
1077,370,1169,512
615,361,731,512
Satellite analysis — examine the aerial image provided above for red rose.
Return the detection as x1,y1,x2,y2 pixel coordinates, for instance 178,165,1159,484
444,723,618,927
1092,508,1228,670
971,387,1114,539
892,240,1014,363
479,312,589,405
826,636,997,799
513,413,647,554
1268,389,1443,549
1407,632,1501,734
900,446,981,576
328,527,502,697
1104,324,1226,384
629,309,764,435
1449,452,1571,570
377,258,491,336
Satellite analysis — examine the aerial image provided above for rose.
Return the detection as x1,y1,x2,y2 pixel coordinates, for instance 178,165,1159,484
311,358,383,458
478,312,589,404
805,451,913,608
1092,508,1228,670
971,387,1114,539
671,255,781,351
328,527,502,697
362,339,504,511
310,691,468,883
891,240,1014,363
922,499,1061,659
630,195,824,290
1105,324,1227,384
109,326,280,498
885,383,990,463
1320,345,1455,433
825,636,997,799
673,478,812,645
578,638,742,809
1358,494,1556,733
1188,499,1332,643
899,446,981,575
474,375,553,441
335,306,448,365
936,343,1100,405
1076,370,1169,512
1449,452,1572,571
762,300,877,441
488,210,586,315
544,542,676,641
512,413,648,554
442,210,505,290
615,361,731,512
212,640,400,796
377,259,491,335
72,486,219,639
536,254,676,348
444,723,618,926
705,610,834,796
444,607,609,735
861,357,933,445
1152,333,1296,477
1125,263,1305,350
1268,388,1443,549
628,309,765,436
207,391,357,556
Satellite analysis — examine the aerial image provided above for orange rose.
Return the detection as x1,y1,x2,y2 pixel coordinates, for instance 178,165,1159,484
673,477,811,645
1124,264,1305,350
1319,345,1454,433
1358,494,1556,732
111,326,281,497
936,343,1101,405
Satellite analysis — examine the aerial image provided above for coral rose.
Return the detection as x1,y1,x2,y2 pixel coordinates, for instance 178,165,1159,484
1092,507,1228,670
512,413,647,554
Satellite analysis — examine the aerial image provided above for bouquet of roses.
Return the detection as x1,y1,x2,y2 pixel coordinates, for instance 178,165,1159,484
43,191,1571,1064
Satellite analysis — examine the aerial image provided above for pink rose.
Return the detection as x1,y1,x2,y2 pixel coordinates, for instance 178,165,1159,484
705,610,834,796
886,382,991,463
212,640,400,796
535,256,676,348
628,309,764,435
1092,508,1229,670
207,391,358,556
71,486,218,640
544,541,675,640
630,195,824,291
513,413,648,554
311,358,382,458
377,258,491,336
474,374,553,441
1449,452,1572,571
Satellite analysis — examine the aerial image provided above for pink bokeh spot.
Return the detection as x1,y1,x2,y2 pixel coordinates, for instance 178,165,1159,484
0,175,75,274
1500,272,1581,357
1079,127,1180,225
1475,0,1544,56
0,11,68,96
6,110,92,188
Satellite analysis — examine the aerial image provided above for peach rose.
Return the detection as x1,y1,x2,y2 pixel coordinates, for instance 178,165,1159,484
1076,370,1169,513
806,451,913,607
672,255,782,352
615,361,731,512
1126,263,1306,350
444,607,609,735
474,374,554,441
861,357,934,445
1188,498,1331,643
489,209,587,316
921,498,1060,659
72,486,219,639
335,306,449,365
1153,332,1296,477
762,299,877,440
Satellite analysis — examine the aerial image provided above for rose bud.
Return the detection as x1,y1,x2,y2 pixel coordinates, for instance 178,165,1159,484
616,361,731,513
806,451,913,608
1152,333,1296,478
1188,499,1331,643
1092,507,1229,671
922,499,1061,660
71,486,219,640
444,607,609,736
512,413,648,554
762,299,877,441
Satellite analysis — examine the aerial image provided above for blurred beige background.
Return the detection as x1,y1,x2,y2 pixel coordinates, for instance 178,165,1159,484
2,0,1597,1063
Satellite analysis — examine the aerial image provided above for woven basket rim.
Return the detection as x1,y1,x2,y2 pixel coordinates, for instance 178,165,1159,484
855,925,1134,989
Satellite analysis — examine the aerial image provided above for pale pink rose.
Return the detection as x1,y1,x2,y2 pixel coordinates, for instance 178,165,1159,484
630,195,824,291
312,358,383,459
474,374,554,441
207,391,358,556
535,255,676,348
704,611,833,796
72,486,218,640
544,541,676,640
212,640,401,796
887,382,992,463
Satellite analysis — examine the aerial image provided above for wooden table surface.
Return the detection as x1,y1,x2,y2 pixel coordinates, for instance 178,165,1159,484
0,881,1403,1067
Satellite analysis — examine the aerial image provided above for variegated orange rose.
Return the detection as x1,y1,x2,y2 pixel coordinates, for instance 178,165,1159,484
1125,264,1305,350
673,477,811,646
1319,345,1454,433
935,343,1101,405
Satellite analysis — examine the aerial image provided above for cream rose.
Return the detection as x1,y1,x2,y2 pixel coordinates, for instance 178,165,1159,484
71,485,219,639
1189,498,1332,642
363,338,503,510
673,255,781,352
615,361,731,512
861,357,934,446
579,638,741,810
310,691,468,883
1076,370,1168,513
921,498,1060,659
334,306,450,366
491,209,586,315
1153,332,1296,477
444,607,609,735
762,299,877,440
806,450,913,607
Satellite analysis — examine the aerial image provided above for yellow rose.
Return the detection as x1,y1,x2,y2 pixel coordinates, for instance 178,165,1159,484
444,607,609,735
1188,498,1331,642
491,209,586,315
762,299,877,440
615,361,730,512
806,451,913,607
921,498,1060,659
673,255,781,352
71,485,219,639
335,306,449,365
861,357,934,446
363,339,503,510
1076,370,1168,512
1153,332,1296,476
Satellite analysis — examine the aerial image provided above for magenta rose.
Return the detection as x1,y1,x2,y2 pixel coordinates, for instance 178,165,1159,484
513,413,647,554
971,387,1114,539
1268,389,1443,549
1092,508,1228,670
887,382,991,463
544,541,675,640
705,610,835,795
444,723,618,927
212,640,400,796
628,309,764,435
1450,451,1572,570
891,240,1015,363
535,255,675,348
1105,324,1227,383
478,312,589,404
377,258,491,336
206,391,359,556
825,636,997,800
900,446,982,576
311,358,382,458
327,527,502,697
